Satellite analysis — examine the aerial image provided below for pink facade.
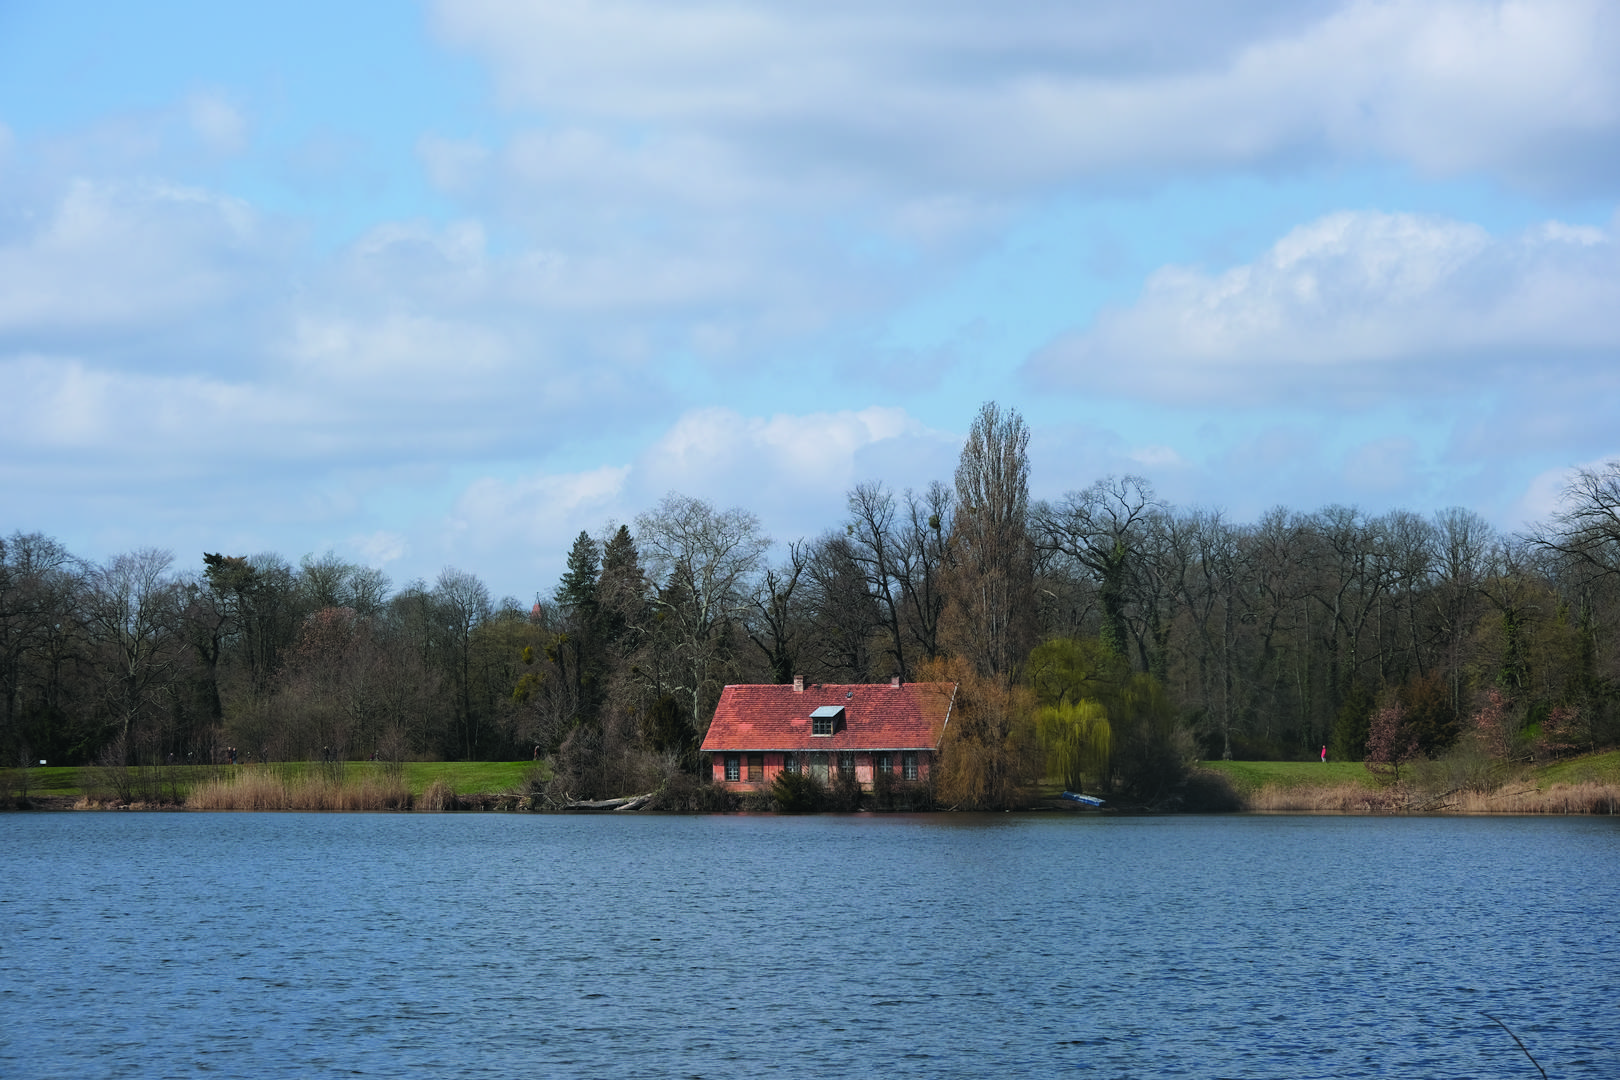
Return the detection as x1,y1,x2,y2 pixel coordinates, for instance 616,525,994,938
707,749,933,789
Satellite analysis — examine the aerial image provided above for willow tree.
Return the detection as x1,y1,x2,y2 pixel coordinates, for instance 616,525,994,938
1036,699,1111,793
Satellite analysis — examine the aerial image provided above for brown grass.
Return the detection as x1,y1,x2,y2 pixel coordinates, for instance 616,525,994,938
1242,779,1620,814
1244,783,1410,813
415,777,456,812
187,769,411,811
1448,782,1620,814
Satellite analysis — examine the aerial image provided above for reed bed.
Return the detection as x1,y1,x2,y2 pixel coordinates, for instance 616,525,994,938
1244,783,1409,813
416,777,457,812
1448,782,1620,815
187,768,411,811
1243,779,1620,814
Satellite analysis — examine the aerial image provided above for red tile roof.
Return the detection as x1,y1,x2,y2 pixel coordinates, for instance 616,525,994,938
701,681,956,753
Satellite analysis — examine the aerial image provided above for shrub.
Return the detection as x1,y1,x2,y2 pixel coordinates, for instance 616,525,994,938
771,768,825,813
828,766,864,811
647,771,737,812
1179,768,1244,812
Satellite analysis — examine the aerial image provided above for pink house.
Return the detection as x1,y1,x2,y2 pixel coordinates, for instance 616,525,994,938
701,676,957,790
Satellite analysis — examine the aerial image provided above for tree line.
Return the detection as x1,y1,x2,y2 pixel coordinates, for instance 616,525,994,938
5,402,1618,806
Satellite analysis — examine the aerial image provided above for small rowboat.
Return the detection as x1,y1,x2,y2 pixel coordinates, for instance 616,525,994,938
1059,791,1105,806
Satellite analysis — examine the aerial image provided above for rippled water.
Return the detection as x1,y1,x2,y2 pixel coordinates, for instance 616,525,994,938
2,811,1615,1078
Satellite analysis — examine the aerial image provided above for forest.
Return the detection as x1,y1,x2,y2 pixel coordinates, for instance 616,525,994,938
4,402,1618,808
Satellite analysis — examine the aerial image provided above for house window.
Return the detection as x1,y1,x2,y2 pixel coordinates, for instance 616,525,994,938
725,755,740,782
782,753,798,774
839,752,855,776
747,754,764,782
876,753,892,775
902,751,918,781
812,715,833,736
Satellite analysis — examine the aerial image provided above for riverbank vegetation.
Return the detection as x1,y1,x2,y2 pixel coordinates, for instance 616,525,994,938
5,400,1619,812
1200,749,1620,814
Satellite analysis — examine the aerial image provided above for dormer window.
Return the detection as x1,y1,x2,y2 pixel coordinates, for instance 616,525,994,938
810,705,845,736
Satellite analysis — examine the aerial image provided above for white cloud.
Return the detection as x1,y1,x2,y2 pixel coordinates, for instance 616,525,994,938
1342,436,1420,494
447,464,632,557
1029,210,1620,405
0,179,264,340
435,0,1620,196
0,355,304,462
186,92,248,154
1507,454,1620,530
630,405,943,509
414,405,956,595
347,531,409,567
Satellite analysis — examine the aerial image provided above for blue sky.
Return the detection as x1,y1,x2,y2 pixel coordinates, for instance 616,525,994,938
3,0,1618,601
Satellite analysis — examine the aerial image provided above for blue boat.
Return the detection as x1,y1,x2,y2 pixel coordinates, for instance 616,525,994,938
1059,791,1105,806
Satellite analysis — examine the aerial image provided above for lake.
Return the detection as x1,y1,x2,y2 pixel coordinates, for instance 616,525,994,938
2,811,1615,1078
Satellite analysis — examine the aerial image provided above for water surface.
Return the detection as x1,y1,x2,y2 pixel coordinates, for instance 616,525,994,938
2,812,1615,1078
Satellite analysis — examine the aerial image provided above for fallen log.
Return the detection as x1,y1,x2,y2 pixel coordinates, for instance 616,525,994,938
564,793,654,811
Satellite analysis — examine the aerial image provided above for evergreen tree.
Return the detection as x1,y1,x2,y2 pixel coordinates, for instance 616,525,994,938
555,532,601,612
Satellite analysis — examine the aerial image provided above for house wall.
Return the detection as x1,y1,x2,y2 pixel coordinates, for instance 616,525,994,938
709,749,931,790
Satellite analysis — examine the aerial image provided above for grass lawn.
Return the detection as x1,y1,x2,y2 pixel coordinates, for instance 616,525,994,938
1535,749,1620,788
1198,759,1376,793
8,766,83,797
398,760,546,795
7,759,550,801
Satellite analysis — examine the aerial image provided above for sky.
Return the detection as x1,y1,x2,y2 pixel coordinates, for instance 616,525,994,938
2,0,1618,602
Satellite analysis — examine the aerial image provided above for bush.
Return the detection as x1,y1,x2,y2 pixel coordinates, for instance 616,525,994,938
1178,768,1244,812
828,766,864,811
771,768,825,812
647,771,738,812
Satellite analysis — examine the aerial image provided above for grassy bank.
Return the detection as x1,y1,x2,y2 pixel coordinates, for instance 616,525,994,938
1200,750,1620,813
184,760,547,811
2,759,547,810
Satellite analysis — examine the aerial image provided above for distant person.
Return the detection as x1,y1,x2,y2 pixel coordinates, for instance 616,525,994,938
1320,745,1327,763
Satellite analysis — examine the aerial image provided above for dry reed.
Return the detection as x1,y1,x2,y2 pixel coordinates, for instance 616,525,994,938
187,768,411,811
416,777,456,812
1243,780,1620,814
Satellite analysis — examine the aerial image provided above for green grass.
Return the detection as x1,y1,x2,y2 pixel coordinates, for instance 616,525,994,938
1198,759,1376,793
398,760,546,795
5,759,549,801
6,765,84,796
1535,749,1620,788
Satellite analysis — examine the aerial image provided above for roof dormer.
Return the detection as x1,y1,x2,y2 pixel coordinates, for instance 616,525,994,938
810,705,845,736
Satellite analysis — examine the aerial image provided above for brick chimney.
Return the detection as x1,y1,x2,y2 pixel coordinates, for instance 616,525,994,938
793,674,804,693
890,675,901,688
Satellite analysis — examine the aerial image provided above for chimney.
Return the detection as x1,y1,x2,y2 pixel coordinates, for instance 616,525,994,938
890,675,901,688
793,674,804,693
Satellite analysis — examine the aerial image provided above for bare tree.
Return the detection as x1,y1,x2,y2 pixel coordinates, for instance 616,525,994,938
845,482,911,681
898,482,953,663
85,549,183,757
742,540,809,685
635,493,769,740
434,567,492,759
1532,460,1620,577
800,532,881,682
1033,475,1166,669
